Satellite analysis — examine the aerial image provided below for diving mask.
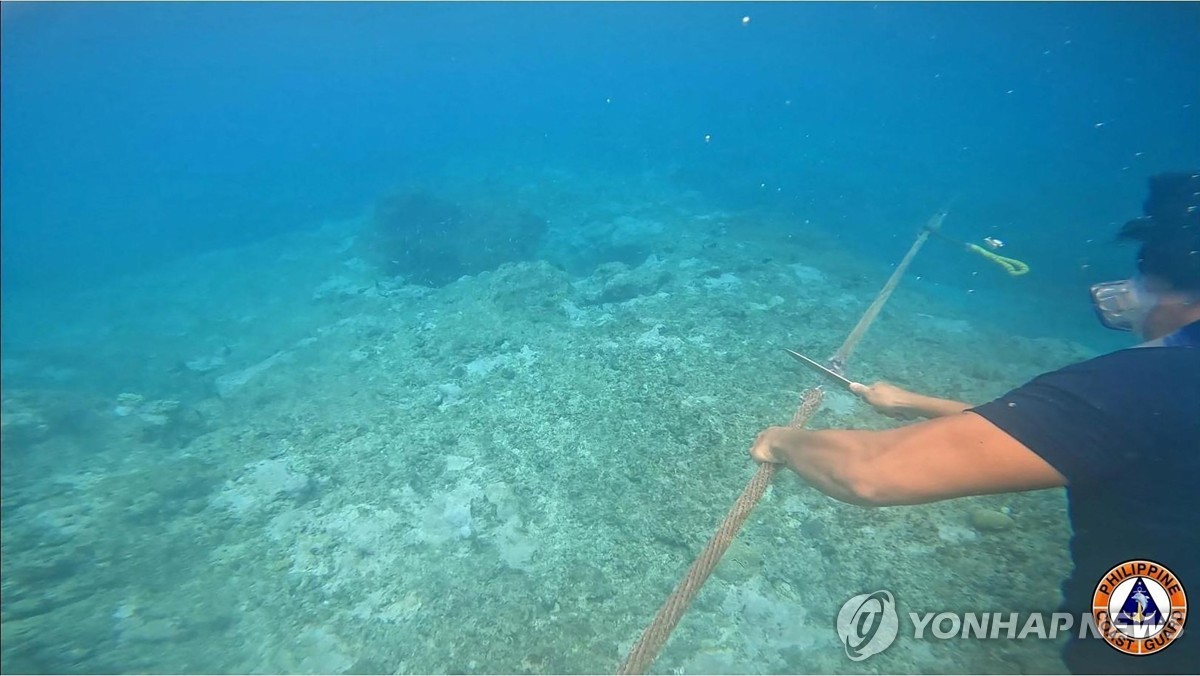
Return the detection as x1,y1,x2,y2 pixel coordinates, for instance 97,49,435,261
1089,277,1157,332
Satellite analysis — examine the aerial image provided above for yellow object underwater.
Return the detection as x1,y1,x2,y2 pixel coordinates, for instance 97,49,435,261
925,225,1031,277
966,243,1030,276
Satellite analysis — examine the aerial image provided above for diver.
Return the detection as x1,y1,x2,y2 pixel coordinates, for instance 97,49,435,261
750,171,1200,674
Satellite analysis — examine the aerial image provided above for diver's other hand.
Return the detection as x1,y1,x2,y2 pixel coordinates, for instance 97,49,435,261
749,427,793,464
849,381,920,419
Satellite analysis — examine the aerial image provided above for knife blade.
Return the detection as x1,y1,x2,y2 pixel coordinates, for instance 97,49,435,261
783,348,856,390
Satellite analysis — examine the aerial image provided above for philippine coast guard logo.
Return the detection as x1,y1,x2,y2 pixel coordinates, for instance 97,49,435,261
1093,560,1188,656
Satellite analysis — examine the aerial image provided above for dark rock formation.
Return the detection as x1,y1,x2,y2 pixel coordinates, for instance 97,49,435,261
362,192,548,287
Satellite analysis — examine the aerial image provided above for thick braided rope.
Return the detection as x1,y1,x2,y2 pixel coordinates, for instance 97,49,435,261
616,388,824,675
616,211,943,674
831,210,945,368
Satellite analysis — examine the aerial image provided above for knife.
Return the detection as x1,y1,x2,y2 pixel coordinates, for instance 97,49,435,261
783,348,856,391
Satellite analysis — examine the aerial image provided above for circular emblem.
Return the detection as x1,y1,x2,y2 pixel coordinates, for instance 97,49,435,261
836,590,898,661
1092,559,1187,656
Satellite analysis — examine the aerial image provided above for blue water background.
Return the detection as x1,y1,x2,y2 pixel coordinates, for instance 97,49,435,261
4,2,1197,345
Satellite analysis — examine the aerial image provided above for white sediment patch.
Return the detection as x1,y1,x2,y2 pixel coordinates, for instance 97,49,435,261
214,351,290,398
636,324,684,354
915,312,974,335
184,353,226,373
464,345,538,378
703,272,742,291
819,389,860,417
791,263,827,285
211,458,311,514
712,577,818,667
938,523,980,544
285,626,355,674
312,274,371,301
212,318,356,397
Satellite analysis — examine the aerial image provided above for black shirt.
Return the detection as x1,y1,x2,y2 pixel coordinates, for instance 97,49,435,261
971,331,1199,674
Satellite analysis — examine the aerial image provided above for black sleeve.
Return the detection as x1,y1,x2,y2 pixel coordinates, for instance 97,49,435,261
969,347,1200,489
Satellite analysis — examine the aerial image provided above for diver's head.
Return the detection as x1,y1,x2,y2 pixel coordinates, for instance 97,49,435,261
1091,171,1200,340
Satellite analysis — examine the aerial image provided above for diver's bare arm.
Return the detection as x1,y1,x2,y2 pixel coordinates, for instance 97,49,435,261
898,393,972,418
749,412,1066,506
850,382,971,419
